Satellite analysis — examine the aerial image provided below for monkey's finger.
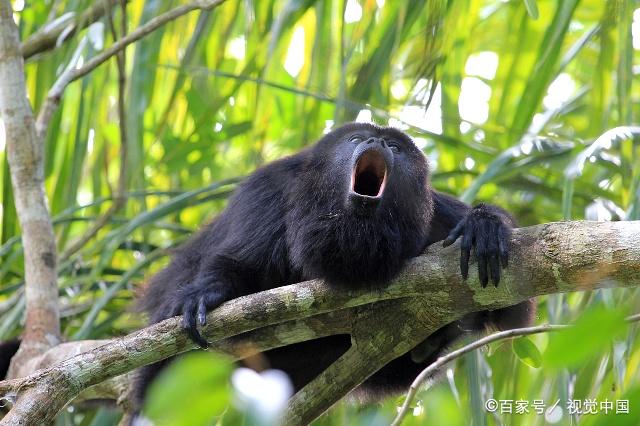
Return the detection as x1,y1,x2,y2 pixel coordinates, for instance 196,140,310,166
460,228,473,280
182,299,196,330
498,225,510,268
460,248,469,280
197,296,207,326
183,301,208,349
199,291,227,323
443,220,465,247
477,251,489,288
188,327,209,349
489,254,500,287
475,233,489,288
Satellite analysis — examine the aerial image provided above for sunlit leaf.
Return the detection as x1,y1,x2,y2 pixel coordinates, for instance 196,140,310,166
512,336,542,368
144,352,234,425
523,0,539,20
545,305,629,369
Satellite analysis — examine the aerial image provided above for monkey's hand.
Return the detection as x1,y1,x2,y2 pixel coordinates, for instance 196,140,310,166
175,282,231,349
442,203,512,287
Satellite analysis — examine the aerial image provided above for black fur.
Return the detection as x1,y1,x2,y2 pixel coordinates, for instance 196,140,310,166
134,123,535,406
0,339,19,380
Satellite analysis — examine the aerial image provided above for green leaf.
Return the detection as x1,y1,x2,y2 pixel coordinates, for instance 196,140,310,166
512,336,542,368
510,0,580,140
523,0,539,20
144,352,234,425
544,305,629,369
587,385,640,426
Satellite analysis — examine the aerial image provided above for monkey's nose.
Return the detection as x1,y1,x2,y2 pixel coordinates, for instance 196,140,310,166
365,137,387,147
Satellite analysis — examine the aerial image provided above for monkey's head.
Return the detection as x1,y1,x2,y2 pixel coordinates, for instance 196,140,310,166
287,123,434,286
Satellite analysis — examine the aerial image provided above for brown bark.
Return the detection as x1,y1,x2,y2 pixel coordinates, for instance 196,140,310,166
0,0,60,373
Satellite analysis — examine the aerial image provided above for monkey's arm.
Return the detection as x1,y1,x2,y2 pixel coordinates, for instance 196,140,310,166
428,191,515,287
180,179,294,347
176,255,242,348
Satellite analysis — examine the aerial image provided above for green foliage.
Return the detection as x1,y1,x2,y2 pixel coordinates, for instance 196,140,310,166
1,0,639,424
545,305,629,369
512,336,542,369
144,352,234,425
587,385,640,426
522,0,539,20
405,386,466,426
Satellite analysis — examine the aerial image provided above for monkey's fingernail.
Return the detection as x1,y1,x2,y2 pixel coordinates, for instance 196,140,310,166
198,304,207,326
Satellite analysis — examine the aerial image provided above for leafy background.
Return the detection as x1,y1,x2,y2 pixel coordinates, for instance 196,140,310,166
1,0,640,424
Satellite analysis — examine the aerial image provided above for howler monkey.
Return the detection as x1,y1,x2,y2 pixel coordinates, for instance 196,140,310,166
135,122,535,405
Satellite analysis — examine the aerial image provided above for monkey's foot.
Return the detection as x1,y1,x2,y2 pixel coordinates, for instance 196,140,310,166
175,285,230,349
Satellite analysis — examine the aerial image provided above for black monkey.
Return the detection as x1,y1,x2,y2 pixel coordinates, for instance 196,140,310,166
135,122,535,404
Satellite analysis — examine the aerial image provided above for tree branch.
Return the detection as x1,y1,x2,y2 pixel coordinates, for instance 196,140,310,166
60,0,129,260
0,221,638,424
35,0,228,138
391,324,569,426
0,0,60,372
391,311,640,425
0,0,227,381
20,0,117,60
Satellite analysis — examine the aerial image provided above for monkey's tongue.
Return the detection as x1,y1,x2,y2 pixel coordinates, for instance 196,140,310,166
351,150,387,198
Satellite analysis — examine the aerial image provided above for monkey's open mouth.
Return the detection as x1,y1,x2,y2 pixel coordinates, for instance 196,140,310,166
351,149,388,198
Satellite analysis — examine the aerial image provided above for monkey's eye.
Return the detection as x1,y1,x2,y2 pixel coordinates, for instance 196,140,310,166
349,135,364,144
388,141,402,152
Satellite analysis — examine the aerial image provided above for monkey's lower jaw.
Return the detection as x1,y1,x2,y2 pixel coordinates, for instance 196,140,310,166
347,191,383,214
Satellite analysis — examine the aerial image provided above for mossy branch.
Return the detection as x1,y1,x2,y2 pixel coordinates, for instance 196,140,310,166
0,221,639,425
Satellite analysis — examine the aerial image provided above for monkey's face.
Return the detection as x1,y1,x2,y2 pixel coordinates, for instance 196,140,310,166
291,123,432,285
314,123,430,215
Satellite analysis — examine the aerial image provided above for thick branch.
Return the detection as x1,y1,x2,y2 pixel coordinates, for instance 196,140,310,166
0,0,60,370
1,221,639,425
